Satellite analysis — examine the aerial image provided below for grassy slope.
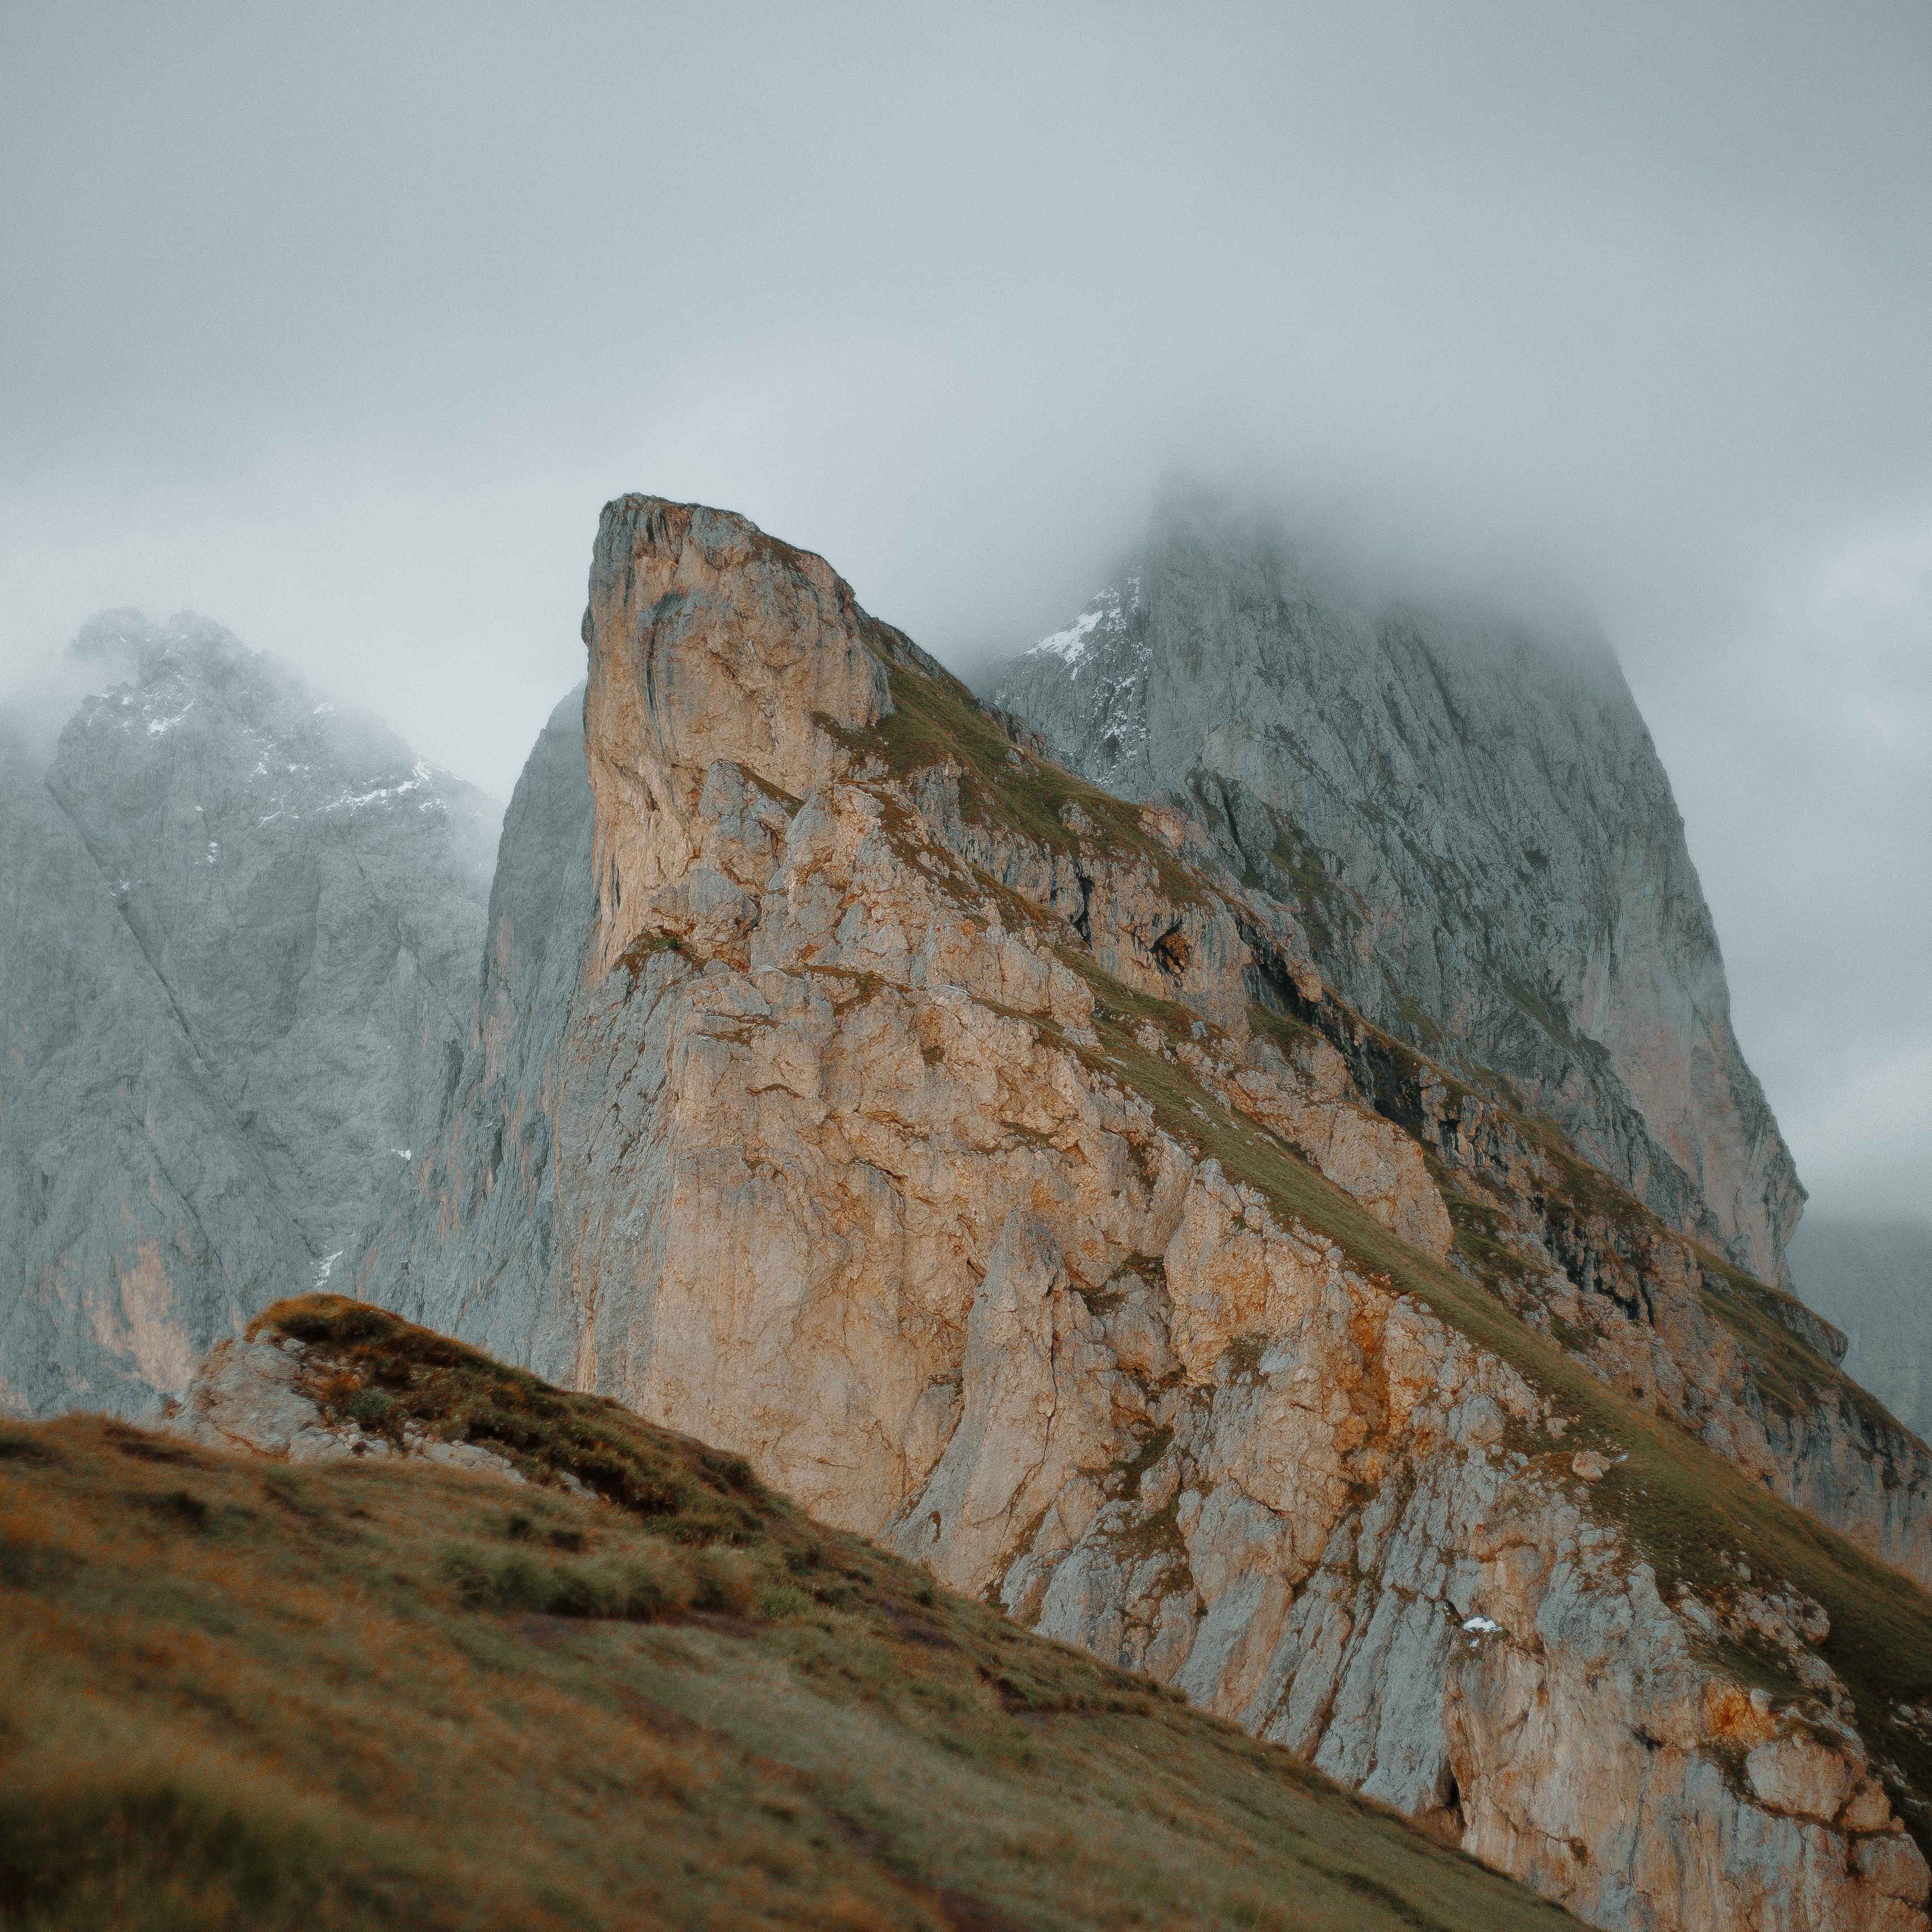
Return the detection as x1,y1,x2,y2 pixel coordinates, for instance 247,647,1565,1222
1263,990,1890,1442
851,649,1932,1845
0,1298,1578,1932
887,632,1869,1435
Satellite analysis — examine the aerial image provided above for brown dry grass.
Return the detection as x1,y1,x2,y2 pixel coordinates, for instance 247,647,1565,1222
0,1302,1577,1931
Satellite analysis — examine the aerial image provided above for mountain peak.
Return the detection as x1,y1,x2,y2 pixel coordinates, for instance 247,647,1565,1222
990,495,1801,1284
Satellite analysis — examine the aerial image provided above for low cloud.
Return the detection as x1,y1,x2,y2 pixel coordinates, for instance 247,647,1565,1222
1,2,1926,1216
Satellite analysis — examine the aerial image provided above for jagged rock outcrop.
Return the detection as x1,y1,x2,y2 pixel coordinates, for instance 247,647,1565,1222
986,488,1803,1286
0,612,497,1419
1791,1220,1932,1445
364,496,1932,1932
1222,996,1932,1593
167,1326,524,1481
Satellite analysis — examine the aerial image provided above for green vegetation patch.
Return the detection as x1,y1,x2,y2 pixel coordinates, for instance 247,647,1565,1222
837,630,1214,910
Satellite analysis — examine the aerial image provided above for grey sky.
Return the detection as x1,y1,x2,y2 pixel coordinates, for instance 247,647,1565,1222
2,2,1927,1221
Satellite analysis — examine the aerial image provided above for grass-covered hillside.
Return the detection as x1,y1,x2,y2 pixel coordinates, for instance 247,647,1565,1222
0,1296,1577,1932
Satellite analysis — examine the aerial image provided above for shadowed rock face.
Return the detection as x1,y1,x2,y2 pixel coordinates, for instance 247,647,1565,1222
364,495,1931,1932
352,682,596,1371
0,612,496,1419
986,492,1803,1286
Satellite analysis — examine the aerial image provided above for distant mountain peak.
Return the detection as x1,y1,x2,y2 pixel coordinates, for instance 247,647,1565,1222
989,494,1802,1284
0,612,501,1420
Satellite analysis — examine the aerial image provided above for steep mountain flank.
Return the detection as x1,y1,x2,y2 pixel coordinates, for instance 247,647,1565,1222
364,496,1932,1932
1791,1220,1932,1444
0,1294,1584,1932
0,612,496,1420
986,492,1802,1286
354,682,597,1371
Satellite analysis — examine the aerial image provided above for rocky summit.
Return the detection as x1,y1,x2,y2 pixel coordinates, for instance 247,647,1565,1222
987,487,1802,1288
0,612,497,1420
358,497,1932,1932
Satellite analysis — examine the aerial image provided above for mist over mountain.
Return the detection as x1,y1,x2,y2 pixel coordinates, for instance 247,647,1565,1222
987,488,1801,1284
1789,1218,1932,1445
0,612,496,1417
1,7,1927,1925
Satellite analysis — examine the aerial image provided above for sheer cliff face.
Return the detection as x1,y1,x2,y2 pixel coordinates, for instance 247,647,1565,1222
0,613,496,1419
366,496,1932,1932
354,683,596,1372
987,498,1804,1285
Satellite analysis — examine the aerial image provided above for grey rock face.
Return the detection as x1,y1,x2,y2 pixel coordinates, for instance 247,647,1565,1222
0,757,300,1416
1790,1219,1932,1443
988,493,1803,1283
0,612,497,1417
354,685,596,1371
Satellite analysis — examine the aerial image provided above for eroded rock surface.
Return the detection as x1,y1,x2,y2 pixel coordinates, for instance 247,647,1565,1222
0,612,497,1419
987,487,1802,1287
363,496,1932,1932
169,1331,522,1481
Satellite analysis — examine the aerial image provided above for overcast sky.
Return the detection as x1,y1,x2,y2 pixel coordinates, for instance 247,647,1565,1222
2,2,1927,1225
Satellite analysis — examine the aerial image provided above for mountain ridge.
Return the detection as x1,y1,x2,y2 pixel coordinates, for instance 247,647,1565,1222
4,505,1926,1930
985,490,1802,1288
357,494,1932,1932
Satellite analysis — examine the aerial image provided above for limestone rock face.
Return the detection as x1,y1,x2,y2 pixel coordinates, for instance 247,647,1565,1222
352,685,596,1370
1262,1013,1932,1592
169,1331,521,1481
583,496,887,975
987,490,1804,1286
0,612,496,1419
365,496,1931,1932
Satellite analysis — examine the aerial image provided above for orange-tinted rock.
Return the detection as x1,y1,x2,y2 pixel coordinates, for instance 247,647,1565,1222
361,497,1930,1932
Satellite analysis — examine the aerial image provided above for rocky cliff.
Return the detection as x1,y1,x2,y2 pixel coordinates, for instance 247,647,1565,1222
986,490,1803,1288
363,496,1932,1932
351,680,597,1374
0,612,496,1419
